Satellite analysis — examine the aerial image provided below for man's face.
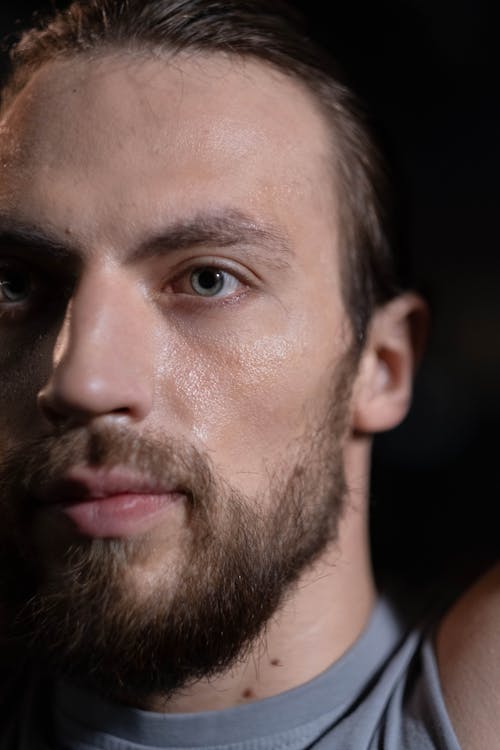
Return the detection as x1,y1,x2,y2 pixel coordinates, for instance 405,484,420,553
0,52,356,699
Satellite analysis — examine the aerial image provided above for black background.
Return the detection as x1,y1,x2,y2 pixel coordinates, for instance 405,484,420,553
1,1,498,595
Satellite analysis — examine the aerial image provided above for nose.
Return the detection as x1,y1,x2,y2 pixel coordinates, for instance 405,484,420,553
38,268,155,427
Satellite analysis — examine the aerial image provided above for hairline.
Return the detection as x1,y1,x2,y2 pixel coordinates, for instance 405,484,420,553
1,34,383,355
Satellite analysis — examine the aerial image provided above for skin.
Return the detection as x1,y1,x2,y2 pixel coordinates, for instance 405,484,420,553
0,51,423,712
436,562,500,749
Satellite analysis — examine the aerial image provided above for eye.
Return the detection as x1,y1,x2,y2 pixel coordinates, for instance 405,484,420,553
0,267,34,305
188,267,241,298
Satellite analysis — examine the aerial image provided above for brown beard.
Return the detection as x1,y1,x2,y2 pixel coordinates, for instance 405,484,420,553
0,358,354,707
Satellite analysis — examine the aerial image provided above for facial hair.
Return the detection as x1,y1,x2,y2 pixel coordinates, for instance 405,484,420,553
0,357,355,707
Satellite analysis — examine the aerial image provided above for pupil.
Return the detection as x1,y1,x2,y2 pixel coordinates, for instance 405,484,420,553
198,269,220,289
191,268,225,296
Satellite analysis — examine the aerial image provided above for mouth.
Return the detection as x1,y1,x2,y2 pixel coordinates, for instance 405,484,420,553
36,466,186,539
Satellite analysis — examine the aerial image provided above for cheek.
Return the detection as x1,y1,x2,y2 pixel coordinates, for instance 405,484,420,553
152,314,342,479
0,334,54,444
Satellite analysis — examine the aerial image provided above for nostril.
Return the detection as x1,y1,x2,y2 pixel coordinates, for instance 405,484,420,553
37,382,143,428
37,389,68,427
111,407,132,416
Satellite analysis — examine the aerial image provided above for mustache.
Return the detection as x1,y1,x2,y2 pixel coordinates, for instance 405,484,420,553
0,426,215,510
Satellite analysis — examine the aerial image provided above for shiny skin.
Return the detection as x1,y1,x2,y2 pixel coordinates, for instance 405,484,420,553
0,52,414,711
0,54,349,532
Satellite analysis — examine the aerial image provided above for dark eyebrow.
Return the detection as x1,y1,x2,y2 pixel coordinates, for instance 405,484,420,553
0,220,79,266
130,209,293,270
0,210,293,270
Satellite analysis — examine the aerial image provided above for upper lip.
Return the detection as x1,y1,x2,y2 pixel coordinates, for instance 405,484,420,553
36,466,177,506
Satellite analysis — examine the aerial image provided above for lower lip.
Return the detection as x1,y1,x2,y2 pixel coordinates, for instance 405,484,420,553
55,492,184,538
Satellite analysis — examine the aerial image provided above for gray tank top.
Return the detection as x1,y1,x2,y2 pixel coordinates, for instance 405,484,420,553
1,599,461,749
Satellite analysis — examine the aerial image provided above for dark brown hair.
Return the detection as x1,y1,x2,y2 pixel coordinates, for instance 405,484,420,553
2,0,400,343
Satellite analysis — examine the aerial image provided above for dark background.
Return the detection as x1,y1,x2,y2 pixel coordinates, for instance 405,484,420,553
1,1,498,595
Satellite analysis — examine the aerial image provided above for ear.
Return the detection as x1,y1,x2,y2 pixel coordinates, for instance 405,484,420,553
351,293,428,434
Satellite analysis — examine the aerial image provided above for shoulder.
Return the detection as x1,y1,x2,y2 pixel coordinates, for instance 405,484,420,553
435,562,500,750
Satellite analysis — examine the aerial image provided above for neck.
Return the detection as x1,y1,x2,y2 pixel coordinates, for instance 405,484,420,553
147,439,375,714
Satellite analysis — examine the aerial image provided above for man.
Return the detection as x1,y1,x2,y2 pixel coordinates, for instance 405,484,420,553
0,1,497,748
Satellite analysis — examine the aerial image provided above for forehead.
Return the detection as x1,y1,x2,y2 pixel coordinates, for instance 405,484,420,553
0,52,339,266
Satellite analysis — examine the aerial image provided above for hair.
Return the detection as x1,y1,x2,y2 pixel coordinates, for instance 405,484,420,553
1,0,401,345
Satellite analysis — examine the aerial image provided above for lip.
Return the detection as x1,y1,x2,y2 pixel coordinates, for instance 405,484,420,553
37,465,178,504
36,466,186,539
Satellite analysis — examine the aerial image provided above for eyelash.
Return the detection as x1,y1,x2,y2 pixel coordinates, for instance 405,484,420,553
0,260,252,322
0,259,77,325
168,264,248,301
0,263,37,317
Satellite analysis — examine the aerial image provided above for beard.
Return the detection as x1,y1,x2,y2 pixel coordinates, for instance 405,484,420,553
0,357,355,707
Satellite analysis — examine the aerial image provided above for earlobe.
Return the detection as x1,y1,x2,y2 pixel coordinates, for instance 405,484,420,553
351,293,428,435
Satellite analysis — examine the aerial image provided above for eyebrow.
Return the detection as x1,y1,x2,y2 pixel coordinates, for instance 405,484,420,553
0,221,79,264
130,209,293,271
0,209,293,270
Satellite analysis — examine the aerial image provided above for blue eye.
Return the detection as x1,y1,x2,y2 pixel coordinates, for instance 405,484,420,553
0,268,33,304
189,268,240,298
